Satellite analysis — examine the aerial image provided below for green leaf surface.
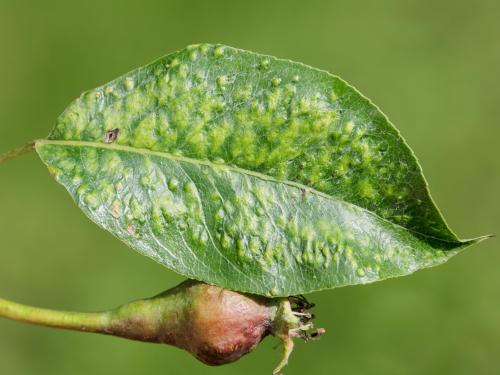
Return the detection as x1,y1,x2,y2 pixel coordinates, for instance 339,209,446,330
36,44,484,296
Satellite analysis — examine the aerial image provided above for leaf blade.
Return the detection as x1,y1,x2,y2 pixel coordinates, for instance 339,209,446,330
39,44,485,295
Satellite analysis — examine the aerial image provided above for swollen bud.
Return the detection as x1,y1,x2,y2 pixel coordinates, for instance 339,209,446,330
105,280,323,373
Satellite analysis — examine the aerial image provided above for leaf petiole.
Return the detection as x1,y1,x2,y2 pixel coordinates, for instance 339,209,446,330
0,142,36,165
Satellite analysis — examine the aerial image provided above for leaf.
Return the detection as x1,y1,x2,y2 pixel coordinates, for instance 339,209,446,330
36,44,486,296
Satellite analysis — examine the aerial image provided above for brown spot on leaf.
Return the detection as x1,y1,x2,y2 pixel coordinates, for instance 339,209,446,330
104,128,120,144
111,200,121,218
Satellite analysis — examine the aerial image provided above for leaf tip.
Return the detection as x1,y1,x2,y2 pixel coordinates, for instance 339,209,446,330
458,234,494,248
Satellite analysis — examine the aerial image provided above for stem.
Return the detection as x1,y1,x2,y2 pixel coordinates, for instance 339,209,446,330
0,297,111,334
0,142,36,165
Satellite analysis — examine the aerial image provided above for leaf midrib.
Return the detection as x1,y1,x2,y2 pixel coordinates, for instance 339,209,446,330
35,138,470,245
37,139,337,198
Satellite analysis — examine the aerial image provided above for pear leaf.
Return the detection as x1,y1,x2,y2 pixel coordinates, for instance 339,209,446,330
36,44,485,296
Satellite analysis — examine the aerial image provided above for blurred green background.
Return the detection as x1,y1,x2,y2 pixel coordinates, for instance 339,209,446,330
0,0,498,374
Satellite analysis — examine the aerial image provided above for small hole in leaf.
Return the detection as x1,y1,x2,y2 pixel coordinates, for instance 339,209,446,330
104,128,120,144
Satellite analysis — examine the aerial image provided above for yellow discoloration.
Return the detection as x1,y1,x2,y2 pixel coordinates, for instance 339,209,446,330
124,77,134,90
213,46,225,57
271,78,281,86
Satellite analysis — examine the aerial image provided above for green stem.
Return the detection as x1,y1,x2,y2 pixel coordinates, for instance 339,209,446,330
0,142,36,165
0,297,111,334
